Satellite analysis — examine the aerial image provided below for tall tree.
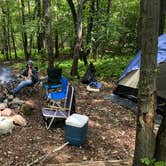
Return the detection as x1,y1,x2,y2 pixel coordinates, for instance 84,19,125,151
54,0,59,58
91,0,99,58
159,0,166,35
67,0,77,57
20,0,29,60
10,25,17,60
67,0,77,35
27,0,35,56
8,1,17,60
36,0,44,53
70,0,86,76
6,0,11,59
43,0,54,68
1,5,9,60
133,0,160,165
85,0,95,64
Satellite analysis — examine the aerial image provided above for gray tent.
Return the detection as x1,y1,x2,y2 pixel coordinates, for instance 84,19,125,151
113,34,166,113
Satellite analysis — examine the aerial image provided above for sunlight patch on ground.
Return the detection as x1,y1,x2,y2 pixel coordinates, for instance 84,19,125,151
89,120,102,128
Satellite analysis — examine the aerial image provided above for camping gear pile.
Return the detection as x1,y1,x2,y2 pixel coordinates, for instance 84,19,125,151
81,63,102,92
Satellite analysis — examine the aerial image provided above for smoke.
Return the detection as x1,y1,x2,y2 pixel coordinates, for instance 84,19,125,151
0,67,15,84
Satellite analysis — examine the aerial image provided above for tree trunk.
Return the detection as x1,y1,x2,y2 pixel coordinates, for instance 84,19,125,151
1,6,9,60
6,0,11,60
28,0,37,56
11,26,17,60
70,0,85,76
91,0,99,59
54,1,59,59
28,0,32,56
36,0,44,53
132,0,159,166
43,0,54,68
67,0,77,57
21,0,29,60
85,0,95,65
159,0,166,35
67,0,77,34
55,29,59,58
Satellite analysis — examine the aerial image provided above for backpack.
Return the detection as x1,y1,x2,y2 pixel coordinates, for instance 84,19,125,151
47,67,62,85
81,63,96,84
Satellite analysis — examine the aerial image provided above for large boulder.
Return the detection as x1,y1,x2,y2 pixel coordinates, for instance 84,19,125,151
21,103,34,116
1,108,14,116
21,100,36,116
25,99,36,110
0,103,8,110
0,117,14,135
12,115,27,127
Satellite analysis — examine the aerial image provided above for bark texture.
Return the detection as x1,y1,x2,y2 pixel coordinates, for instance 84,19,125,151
133,0,159,165
159,0,166,35
43,0,54,68
70,0,86,76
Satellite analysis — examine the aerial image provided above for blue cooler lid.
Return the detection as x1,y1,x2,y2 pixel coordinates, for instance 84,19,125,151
65,113,89,128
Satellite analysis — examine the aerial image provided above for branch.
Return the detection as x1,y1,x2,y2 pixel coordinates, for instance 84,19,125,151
27,142,69,166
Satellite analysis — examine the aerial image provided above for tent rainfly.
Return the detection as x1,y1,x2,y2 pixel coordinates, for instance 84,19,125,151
114,34,166,112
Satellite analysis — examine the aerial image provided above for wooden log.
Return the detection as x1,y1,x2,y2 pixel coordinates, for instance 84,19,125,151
45,160,132,166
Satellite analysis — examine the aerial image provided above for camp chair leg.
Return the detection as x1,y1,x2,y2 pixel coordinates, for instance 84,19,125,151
43,116,55,130
46,116,56,129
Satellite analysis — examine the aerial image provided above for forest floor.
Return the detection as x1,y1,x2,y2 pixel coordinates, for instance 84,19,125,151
0,78,136,166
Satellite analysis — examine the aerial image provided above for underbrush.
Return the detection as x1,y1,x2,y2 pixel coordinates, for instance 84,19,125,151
9,54,133,81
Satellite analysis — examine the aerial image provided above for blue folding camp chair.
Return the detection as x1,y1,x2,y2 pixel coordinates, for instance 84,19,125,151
44,78,63,96
46,76,68,101
44,67,62,96
42,84,74,129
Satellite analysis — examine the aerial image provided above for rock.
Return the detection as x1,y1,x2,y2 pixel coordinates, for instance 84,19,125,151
0,117,14,135
11,97,24,105
21,104,33,116
3,99,8,103
0,103,8,110
7,95,14,102
12,115,27,127
8,97,24,109
13,109,21,115
25,99,36,109
1,108,14,116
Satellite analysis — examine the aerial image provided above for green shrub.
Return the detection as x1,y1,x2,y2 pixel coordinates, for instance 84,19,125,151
141,157,166,166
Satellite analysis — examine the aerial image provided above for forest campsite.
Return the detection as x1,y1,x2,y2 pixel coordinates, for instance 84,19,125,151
0,0,166,166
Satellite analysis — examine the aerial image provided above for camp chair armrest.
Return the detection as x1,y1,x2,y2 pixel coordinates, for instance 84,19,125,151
45,106,70,111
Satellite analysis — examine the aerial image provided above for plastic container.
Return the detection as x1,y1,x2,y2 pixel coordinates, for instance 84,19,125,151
65,114,89,146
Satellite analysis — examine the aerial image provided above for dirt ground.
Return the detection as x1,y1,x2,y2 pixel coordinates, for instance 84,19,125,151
0,79,136,166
